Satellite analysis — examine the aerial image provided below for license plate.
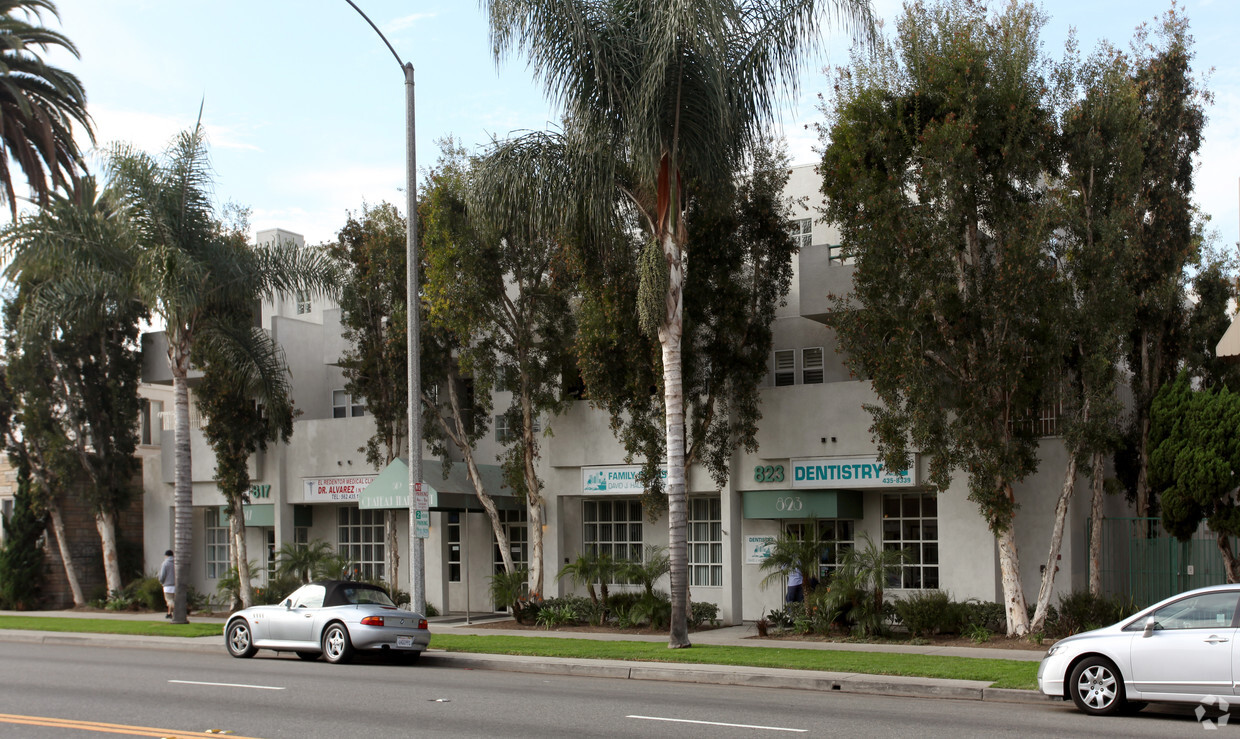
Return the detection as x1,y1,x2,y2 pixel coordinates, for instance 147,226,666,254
396,635,413,648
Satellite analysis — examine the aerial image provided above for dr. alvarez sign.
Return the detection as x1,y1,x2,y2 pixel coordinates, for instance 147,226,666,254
790,456,916,489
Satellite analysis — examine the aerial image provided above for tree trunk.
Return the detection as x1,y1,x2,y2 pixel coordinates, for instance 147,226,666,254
1088,452,1105,596
46,499,85,607
95,510,123,597
521,394,543,596
1218,535,1240,583
996,511,1029,636
384,510,399,598
229,507,252,609
170,334,193,624
1135,328,1152,517
1030,455,1076,633
658,229,690,649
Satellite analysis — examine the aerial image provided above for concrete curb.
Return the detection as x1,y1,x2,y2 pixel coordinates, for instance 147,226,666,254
0,629,1052,705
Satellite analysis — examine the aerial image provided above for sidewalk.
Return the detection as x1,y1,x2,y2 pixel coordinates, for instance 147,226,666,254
0,610,1054,705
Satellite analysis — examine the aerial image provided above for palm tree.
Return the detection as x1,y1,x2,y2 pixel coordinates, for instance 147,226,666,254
758,525,832,599
0,0,92,215
107,119,336,623
477,0,874,647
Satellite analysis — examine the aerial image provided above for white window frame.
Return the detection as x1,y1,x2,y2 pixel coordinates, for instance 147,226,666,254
447,512,462,582
338,506,385,581
773,349,796,387
790,217,812,251
205,508,230,580
802,347,825,384
295,289,311,315
881,492,939,589
688,497,722,587
332,390,366,419
583,499,644,577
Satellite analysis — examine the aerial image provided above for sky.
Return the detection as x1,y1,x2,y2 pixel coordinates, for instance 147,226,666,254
25,0,1240,251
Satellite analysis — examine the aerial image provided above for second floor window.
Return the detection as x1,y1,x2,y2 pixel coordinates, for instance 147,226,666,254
332,390,366,418
790,218,812,251
295,290,311,315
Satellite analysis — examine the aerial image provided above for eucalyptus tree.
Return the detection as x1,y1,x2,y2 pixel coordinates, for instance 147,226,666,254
1121,11,1210,518
108,121,336,623
1032,41,1143,623
195,293,296,610
424,141,577,596
0,0,92,215
477,0,874,648
326,201,408,591
820,0,1062,636
1,177,145,600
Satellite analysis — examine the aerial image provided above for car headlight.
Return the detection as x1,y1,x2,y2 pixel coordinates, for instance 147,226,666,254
1044,644,1062,658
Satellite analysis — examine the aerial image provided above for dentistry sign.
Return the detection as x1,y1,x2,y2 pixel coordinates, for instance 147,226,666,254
790,456,916,489
582,465,668,495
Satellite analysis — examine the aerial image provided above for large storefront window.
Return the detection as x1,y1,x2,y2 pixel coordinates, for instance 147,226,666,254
205,508,229,580
688,497,722,587
338,507,385,581
882,492,938,589
584,499,643,564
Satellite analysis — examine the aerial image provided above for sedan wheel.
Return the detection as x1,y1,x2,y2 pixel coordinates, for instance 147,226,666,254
225,620,257,659
321,623,355,664
1070,657,1125,716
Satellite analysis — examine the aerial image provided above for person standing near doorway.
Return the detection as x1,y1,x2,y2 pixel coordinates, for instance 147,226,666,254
158,550,175,618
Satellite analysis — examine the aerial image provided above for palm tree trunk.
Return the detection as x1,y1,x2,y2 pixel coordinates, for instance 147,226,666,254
46,499,84,607
171,335,193,624
658,229,690,649
1088,452,1105,595
95,510,123,597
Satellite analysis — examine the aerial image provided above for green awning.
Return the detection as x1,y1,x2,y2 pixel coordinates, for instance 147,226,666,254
742,489,864,520
219,503,275,527
359,458,521,512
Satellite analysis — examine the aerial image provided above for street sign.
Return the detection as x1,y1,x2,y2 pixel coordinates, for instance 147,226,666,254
412,481,429,538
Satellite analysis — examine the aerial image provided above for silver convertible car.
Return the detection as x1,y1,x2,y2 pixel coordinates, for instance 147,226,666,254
1039,583,1240,715
224,580,430,664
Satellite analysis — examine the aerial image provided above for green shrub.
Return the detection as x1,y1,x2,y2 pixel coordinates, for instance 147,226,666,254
424,601,440,617
894,590,959,637
1044,590,1138,638
125,576,165,612
689,600,720,628
489,567,533,623
535,602,579,628
958,599,1005,633
628,591,671,628
963,623,992,644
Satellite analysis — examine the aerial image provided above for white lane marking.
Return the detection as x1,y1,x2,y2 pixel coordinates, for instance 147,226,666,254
169,680,285,691
627,715,807,733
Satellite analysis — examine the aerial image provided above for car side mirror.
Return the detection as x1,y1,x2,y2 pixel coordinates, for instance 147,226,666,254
1142,616,1156,637
283,599,292,610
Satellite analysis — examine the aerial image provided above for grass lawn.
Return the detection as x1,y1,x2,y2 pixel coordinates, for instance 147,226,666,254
429,634,1039,690
0,615,220,638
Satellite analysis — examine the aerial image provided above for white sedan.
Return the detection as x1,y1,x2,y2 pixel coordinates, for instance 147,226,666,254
224,580,430,664
1038,583,1240,715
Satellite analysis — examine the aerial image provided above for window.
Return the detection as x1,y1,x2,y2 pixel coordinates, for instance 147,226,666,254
882,493,938,589
295,289,311,315
495,415,510,443
1123,592,1239,631
802,347,824,384
584,499,643,565
332,390,366,418
782,519,854,582
337,507,385,581
688,497,722,587
205,508,230,580
139,399,163,446
773,350,795,387
790,218,812,251
266,529,276,583
448,512,461,582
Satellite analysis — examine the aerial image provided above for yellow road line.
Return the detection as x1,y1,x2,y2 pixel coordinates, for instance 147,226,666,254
0,713,265,738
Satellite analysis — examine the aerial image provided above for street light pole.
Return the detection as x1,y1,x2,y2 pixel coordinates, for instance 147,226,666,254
344,1,425,614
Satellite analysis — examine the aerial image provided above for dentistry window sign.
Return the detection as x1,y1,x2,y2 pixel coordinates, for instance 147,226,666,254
791,456,916,489
303,475,377,503
582,465,668,495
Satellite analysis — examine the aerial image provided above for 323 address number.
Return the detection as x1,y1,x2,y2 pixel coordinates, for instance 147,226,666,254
753,464,785,483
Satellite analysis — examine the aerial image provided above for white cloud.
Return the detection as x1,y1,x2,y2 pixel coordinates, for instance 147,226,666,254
83,105,260,158
386,12,436,33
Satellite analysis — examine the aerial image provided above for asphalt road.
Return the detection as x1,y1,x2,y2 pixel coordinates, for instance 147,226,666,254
0,642,1226,738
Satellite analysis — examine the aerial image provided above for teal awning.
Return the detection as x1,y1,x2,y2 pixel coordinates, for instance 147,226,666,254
742,489,864,520
359,458,521,512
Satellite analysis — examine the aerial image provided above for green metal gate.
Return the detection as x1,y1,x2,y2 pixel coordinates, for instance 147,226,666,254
1096,517,1227,608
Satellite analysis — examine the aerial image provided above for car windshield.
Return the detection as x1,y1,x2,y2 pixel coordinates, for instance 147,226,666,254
341,586,396,607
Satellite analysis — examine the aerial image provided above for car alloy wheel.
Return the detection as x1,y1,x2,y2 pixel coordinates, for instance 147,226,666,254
1070,657,1124,716
226,620,257,658
321,623,354,664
